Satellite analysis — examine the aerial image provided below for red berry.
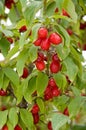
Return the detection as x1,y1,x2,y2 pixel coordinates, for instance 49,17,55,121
33,38,41,46
44,86,53,100
52,87,61,97
41,38,50,50
66,29,73,36
14,125,22,130
49,33,62,45
50,61,61,73
35,61,45,71
80,22,86,29
38,52,45,60
2,125,8,130
7,37,13,44
62,9,70,17
0,89,7,96
47,121,53,130
38,27,48,39
63,107,69,116
83,44,86,50
19,25,27,33
21,67,29,78
31,104,40,114
48,78,56,87
32,113,39,124
52,53,60,62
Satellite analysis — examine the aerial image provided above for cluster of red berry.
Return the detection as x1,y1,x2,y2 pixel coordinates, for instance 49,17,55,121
34,27,62,73
44,78,61,100
31,104,40,124
5,0,14,9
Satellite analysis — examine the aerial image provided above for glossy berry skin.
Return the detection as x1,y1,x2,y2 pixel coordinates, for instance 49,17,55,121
48,78,56,87
52,87,61,97
31,104,40,114
0,89,7,96
14,125,22,130
2,125,8,130
38,27,48,39
19,25,27,33
44,86,53,100
32,113,39,124
49,33,62,45
35,61,45,71
33,39,41,46
21,67,29,78
83,44,86,50
41,38,50,50
7,37,13,44
47,121,53,130
50,61,61,73
62,9,70,17
52,53,60,62
63,107,69,116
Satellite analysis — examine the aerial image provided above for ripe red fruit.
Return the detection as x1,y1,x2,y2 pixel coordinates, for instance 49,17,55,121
35,61,45,71
19,25,27,33
14,125,22,130
52,53,60,62
41,38,50,50
63,107,69,116
44,86,53,100
33,38,41,46
55,8,58,13
2,125,8,130
49,33,62,45
47,121,53,130
21,67,29,78
48,78,56,87
32,113,39,124
31,104,40,114
62,9,70,17
38,27,48,39
52,87,61,97
7,37,13,44
83,44,86,50
50,61,61,73
80,22,86,29
0,89,7,96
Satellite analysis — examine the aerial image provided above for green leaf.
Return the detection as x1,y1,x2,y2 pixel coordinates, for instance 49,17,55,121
0,38,10,57
56,44,70,60
0,110,8,129
63,0,77,22
0,69,4,89
20,109,33,129
16,19,27,29
3,67,19,87
36,98,45,113
71,86,81,96
52,113,69,130
23,1,42,25
53,72,67,91
0,1,4,15
16,48,29,76
6,45,19,60
8,107,18,127
36,72,48,95
46,1,56,16
72,125,86,130
62,56,78,82
29,45,37,62
7,121,14,130
56,0,64,11
68,97,84,117
2,75,9,90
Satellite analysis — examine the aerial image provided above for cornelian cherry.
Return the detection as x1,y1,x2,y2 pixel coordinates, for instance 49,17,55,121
47,121,53,130
0,89,7,96
33,38,41,46
50,61,61,73
49,33,62,45
41,38,50,50
31,104,40,114
2,125,8,130
21,67,29,78
38,27,48,39
19,25,27,33
35,61,45,71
